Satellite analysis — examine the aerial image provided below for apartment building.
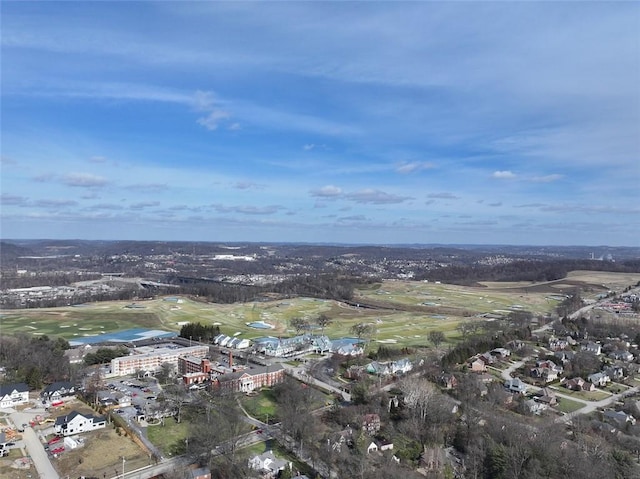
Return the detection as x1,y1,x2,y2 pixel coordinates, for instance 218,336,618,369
110,344,209,376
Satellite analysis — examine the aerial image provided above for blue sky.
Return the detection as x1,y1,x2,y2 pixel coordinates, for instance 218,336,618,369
1,2,639,246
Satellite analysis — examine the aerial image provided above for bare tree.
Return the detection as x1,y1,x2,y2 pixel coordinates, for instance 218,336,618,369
316,313,332,335
401,377,436,423
155,362,176,385
350,322,374,341
428,330,445,349
290,317,310,335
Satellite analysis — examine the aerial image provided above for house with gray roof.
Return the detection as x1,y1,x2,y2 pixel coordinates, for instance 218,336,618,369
0,383,29,408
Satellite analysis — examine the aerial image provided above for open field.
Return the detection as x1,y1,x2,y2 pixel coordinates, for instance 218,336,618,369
555,397,585,414
55,423,150,479
2,271,639,349
146,417,189,456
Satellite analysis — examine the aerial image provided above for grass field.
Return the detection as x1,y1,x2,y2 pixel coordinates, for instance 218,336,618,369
2,271,639,350
146,417,189,456
556,397,585,414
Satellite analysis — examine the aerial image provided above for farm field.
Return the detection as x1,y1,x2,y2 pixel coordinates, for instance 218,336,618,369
1,271,638,349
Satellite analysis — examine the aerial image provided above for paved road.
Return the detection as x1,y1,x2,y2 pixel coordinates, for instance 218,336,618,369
7,409,60,479
284,363,351,402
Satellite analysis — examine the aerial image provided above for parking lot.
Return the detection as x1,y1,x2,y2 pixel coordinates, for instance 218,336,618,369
99,376,163,418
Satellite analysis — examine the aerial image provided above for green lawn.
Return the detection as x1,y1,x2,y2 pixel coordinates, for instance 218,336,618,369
604,382,630,394
556,397,585,414
0,277,562,350
240,386,330,423
555,388,610,402
146,417,189,456
240,388,279,423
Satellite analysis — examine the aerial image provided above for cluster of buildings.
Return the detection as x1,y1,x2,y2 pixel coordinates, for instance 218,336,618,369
212,334,251,350
177,351,286,393
253,334,363,358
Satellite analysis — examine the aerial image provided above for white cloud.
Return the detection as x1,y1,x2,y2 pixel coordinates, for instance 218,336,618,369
396,161,435,174
492,170,516,179
310,185,344,198
530,174,563,183
197,109,231,131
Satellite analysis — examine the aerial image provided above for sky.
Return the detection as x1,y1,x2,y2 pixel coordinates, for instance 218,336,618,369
1,2,639,246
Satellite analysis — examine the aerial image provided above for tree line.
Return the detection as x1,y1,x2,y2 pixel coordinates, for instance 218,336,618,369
178,322,221,342
0,334,71,389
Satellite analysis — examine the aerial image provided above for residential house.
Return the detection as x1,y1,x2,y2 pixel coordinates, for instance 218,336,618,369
469,358,487,373
328,426,353,452
362,413,381,436
187,467,211,479
491,348,511,359
64,344,93,365
54,410,106,436
536,388,558,406
248,450,290,479
537,359,563,374
603,409,636,428
549,337,569,351
367,441,379,454
609,350,634,362
380,441,394,452
343,365,365,380
588,372,610,387
440,373,458,390
504,378,528,394
530,367,558,383
564,377,595,392
525,399,547,415
582,342,602,355
366,358,412,376
479,352,495,365
41,382,76,402
0,383,29,408
604,365,625,381
554,351,575,364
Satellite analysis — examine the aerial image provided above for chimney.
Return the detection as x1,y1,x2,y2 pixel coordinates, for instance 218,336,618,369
229,351,233,369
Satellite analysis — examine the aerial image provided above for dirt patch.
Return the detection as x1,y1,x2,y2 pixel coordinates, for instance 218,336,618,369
54,427,150,479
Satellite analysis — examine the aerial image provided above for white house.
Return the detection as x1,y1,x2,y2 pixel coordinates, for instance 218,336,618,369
0,383,29,408
504,378,528,394
248,450,290,478
582,342,602,355
588,372,611,387
54,410,106,436
41,382,76,402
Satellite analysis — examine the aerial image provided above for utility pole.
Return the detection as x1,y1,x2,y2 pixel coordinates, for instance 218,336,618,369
121,456,125,479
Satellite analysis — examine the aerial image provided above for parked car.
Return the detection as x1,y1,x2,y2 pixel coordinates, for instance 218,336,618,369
48,436,62,445
50,446,65,454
